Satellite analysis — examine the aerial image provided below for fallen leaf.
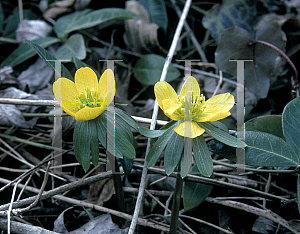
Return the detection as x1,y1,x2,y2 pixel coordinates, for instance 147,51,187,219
17,58,53,94
124,1,161,53
70,214,128,234
16,20,52,42
0,87,39,128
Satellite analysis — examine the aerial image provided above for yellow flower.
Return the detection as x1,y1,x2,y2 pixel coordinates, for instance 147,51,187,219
53,67,115,121
154,76,234,138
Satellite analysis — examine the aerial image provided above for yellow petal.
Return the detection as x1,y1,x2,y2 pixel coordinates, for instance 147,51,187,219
53,78,80,117
98,69,115,104
162,98,183,121
154,81,178,111
204,93,235,113
193,93,234,122
75,104,107,121
194,111,231,122
75,67,98,95
179,76,200,99
174,121,205,138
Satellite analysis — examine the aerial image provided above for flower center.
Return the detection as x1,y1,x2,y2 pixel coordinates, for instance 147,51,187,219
76,87,102,108
179,93,206,119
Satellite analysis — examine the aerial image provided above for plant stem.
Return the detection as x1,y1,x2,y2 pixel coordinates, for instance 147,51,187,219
112,159,125,213
250,39,298,88
169,169,184,234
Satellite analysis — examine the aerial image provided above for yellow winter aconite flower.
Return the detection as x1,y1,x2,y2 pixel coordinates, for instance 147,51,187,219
154,76,235,138
53,67,115,121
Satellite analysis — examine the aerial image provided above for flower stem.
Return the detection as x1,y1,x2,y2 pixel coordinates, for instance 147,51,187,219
112,159,125,213
249,39,298,89
169,168,184,234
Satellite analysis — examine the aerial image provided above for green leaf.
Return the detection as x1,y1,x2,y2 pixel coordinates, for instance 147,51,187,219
95,108,136,159
74,120,99,172
183,165,213,210
73,57,101,79
96,113,135,176
146,122,178,167
133,54,181,85
198,122,246,148
282,97,300,157
0,2,4,32
113,106,139,131
25,39,74,81
164,131,184,175
245,115,284,139
56,34,86,60
180,139,193,178
1,37,59,68
193,135,213,177
3,10,38,38
115,126,136,159
215,21,287,99
150,120,177,145
138,126,167,138
95,113,123,159
90,120,99,166
245,131,299,167
54,8,139,38
138,0,168,33
207,139,236,162
210,121,229,132
202,0,256,43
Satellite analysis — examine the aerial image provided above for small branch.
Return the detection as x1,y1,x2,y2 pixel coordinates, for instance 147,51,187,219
173,64,245,89
18,0,23,22
206,198,300,233
178,215,233,234
17,162,51,213
134,165,290,202
0,37,20,43
170,0,208,62
128,0,193,233
0,171,113,212
212,70,223,97
17,173,34,201
0,219,59,234
7,179,23,234
0,98,57,106
144,190,197,234
250,39,298,89
212,159,295,174
0,154,65,194
0,177,170,232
